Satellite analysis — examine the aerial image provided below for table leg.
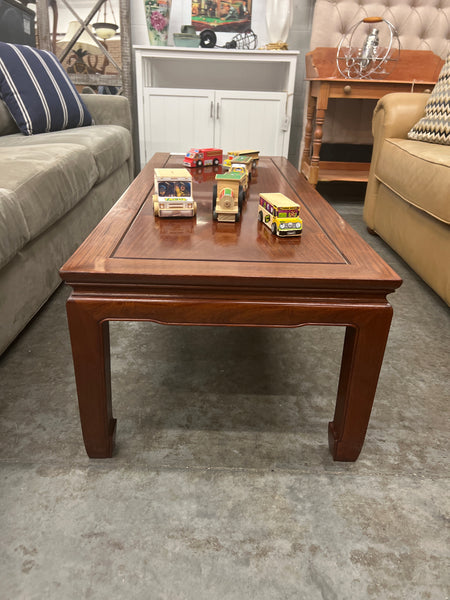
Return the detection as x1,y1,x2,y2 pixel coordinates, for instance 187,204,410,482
66,298,116,458
301,88,315,177
309,83,330,186
328,306,393,461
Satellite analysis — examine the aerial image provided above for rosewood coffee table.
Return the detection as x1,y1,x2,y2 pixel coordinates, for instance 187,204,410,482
60,153,402,461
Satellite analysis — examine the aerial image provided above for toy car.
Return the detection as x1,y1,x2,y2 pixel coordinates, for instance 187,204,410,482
184,148,222,168
258,193,303,236
153,168,196,217
230,155,253,185
212,171,245,222
228,162,249,191
224,149,259,168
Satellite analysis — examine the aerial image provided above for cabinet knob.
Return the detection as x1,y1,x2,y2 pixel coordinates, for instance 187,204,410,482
343,85,352,95
424,88,432,94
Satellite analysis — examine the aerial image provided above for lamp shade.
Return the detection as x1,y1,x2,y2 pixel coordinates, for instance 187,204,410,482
57,22,104,55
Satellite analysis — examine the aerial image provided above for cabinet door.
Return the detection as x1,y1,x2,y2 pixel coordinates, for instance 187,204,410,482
214,91,288,157
142,88,215,166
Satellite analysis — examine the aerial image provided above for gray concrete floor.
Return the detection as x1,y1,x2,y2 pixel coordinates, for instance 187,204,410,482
1,187,449,599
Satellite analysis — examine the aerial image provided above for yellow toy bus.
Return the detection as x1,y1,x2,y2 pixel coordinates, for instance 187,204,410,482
153,168,196,217
258,193,303,237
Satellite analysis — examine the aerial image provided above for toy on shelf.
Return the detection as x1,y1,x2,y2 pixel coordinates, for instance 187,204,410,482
184,148,222,168
153,168,196,218
224,149,259,168
212,172,245,222
258,193,303,236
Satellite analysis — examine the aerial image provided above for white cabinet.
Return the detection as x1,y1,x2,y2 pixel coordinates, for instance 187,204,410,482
135,47,298,169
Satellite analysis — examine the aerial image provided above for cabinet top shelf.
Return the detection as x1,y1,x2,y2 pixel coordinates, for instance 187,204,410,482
134,46,299,59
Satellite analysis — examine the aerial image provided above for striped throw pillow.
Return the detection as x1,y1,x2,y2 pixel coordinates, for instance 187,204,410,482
408,54,450,146
0,42,92,136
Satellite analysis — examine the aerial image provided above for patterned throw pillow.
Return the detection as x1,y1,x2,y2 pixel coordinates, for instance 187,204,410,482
0,42,92,136
408,54,450,146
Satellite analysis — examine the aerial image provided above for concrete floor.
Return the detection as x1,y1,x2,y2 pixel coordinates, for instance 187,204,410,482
0,188,449,599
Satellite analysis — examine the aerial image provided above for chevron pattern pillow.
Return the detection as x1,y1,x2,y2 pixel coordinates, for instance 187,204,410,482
0,42,92,136
408,54,450,146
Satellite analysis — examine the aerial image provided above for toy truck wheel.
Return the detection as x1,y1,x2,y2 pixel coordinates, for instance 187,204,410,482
212,184,217,213
213,210,218,220
258,210,263,222
271,223,277,235
193,202,197,216
238,187,244,210
213,158,219,166
197,160,203,167
153,201,159,217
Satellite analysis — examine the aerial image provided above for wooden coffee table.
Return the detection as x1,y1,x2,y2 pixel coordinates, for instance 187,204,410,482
60,153,402,461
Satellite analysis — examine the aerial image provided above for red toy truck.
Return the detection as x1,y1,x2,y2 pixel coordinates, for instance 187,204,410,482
184,148,222,168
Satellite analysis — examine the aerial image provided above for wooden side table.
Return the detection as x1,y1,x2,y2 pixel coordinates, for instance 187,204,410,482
301,48,444,186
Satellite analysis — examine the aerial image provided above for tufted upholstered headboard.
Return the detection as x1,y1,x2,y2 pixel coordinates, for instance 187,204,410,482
302,0,450,151
311,0,450,59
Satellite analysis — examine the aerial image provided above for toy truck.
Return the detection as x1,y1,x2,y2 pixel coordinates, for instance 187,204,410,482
229,155,253,186
258,193,303,236
184,148,223,168
212,171,245,222
224,149,259,168
153,168,197,217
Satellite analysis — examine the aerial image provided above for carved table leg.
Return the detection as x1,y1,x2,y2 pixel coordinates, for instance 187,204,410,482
309,83,330,186
328,305,393,461
301,89,316,178
66,298,116,458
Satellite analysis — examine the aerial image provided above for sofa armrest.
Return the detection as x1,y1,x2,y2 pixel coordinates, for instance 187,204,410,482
371,92,429,141
81,94,132,132
364,93,429,228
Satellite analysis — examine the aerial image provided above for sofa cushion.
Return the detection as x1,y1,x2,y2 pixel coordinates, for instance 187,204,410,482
376,138,450,225
408,54,450,146
0,188,30,269
0,124,131,184
0,42,92,136
0,144,98,265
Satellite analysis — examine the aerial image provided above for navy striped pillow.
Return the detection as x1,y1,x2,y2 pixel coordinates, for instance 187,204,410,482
0,42,92,135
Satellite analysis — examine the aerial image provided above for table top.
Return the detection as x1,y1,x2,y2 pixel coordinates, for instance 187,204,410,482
305,47,444,84
60,154,402,296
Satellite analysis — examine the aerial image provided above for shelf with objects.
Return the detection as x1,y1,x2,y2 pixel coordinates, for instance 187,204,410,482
134,46,298,170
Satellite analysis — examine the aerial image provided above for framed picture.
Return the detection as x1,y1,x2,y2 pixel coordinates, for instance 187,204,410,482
191,1,252,33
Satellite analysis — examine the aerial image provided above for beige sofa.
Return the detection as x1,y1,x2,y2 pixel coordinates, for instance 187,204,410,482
363,92,450,305
0,94,134,355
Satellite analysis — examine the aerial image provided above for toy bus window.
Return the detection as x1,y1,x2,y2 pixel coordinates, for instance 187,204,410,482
158,181,174,196
175,182,191,197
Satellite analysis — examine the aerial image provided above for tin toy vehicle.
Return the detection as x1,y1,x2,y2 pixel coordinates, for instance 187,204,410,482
212,171,245,222
184,148,222,168
258,192,303,236
153,168,196,218
224,149,259,168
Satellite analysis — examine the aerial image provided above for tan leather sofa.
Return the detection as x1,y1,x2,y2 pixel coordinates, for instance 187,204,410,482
363,92,450,305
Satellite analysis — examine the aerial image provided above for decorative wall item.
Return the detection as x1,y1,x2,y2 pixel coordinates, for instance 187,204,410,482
191,0,252,34
265,0,293,47
144,0,172,45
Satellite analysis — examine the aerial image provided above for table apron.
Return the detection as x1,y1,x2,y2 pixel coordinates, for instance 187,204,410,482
66,293,393,328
